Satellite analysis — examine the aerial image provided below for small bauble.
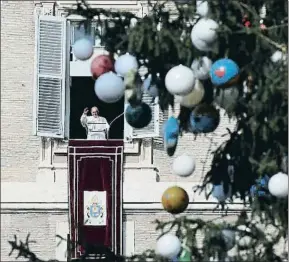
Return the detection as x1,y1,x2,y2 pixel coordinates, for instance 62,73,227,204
165,65,195,96
73,38,94,61
196,0,209,17
156,234,181,259
114,53,138,77
125,102,152,129
271,51,287,63
94,72,125,103
91,55,114,79
214,86,239,111
250,175,270,198
212,183,232,202
189,104,220,133
221,229,235,250
173,155,196,177
162,186,189,214
191,18,218,50
191,56,212,80
175,80,205,108
210,59,240,87
163,117,180,156
268,172,288,198
143,75,159,97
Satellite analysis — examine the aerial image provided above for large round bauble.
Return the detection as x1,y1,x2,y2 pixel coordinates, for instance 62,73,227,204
210,59,240,87
125,102,152,129
191,18,218,50
173,155,196,177
196,0,209,17
165,65,195,96
94,72,125,103
268,172,288,198
91,55,114,79
189,104,220,133
214,86,239,111
191,56,212,80
212,183,232,202
73,38,94,61
221,230,235,250
156,234,181,259
143,75,159,97
175,80,204,108
114,53,138,77
162,186,189,214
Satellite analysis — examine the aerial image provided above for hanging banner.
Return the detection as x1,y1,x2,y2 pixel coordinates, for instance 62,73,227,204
84,191,107,226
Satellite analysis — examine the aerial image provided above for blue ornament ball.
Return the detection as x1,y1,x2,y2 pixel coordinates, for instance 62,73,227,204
210,58,240,86
125,102,152,129
189,104,220,133
250,175,270,198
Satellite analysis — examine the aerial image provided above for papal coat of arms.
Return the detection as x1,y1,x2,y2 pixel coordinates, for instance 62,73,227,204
83,191,107,226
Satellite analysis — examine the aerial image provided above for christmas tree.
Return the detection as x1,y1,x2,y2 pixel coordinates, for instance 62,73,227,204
8,0,288,261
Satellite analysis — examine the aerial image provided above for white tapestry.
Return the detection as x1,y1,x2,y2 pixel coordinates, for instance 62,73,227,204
83,191,107,226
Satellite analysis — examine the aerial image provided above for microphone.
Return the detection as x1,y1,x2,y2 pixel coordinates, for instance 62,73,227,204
107,112,124,139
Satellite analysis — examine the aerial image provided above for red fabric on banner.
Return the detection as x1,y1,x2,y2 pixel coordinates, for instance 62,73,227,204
68,140,123,259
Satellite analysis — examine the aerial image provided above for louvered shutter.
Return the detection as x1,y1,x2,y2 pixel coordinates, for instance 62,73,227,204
123,93,160,140
154,108,169,144
33,15,67,138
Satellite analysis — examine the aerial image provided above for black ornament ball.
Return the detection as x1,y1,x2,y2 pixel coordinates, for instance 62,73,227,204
125,102,152,128
189,103,220,133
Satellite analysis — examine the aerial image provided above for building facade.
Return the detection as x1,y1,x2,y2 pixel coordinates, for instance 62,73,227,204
1,1,239,261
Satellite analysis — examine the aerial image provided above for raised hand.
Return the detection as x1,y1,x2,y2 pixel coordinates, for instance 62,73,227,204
83,107,89,114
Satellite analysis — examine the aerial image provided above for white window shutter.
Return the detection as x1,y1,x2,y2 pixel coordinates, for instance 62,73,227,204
154,108,169,144
123,93,160,140
33,15,67,138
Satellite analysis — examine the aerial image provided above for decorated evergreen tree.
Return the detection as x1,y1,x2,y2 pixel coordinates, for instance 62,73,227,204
8,0,288,261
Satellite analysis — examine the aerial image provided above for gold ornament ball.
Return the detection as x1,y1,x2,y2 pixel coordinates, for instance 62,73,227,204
161,186,189,214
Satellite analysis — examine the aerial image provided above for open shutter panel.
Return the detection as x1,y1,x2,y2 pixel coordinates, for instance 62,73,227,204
131,92,160,139
153,108,169,144
34,15,67,138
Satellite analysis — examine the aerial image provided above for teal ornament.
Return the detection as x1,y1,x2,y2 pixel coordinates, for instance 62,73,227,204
210,59,240,86
125,102,152,128
163,117,180,156
250,175,270,198
178,248,191,262
189,104,220,133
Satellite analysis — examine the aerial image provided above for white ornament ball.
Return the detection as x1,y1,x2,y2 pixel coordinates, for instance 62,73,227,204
156,234,181,259
191,56,212,80
271,51,287,63
191,18,218,51
73,38,94,61
212,183,232,202
214,86,239,111
221,229,235,250
268,172,288,198
94,72,125,103
115,53,138,77
191,35,212,52
165,65,196,96
173,155,196,177
175,80,204,108
196,0,210,17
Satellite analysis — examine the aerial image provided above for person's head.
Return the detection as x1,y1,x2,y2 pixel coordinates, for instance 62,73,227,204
91,106,99,117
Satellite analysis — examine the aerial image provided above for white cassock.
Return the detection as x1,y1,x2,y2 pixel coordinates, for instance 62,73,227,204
80,114,110,140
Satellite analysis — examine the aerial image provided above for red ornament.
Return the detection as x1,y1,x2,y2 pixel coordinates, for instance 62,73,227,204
91,55,114,79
